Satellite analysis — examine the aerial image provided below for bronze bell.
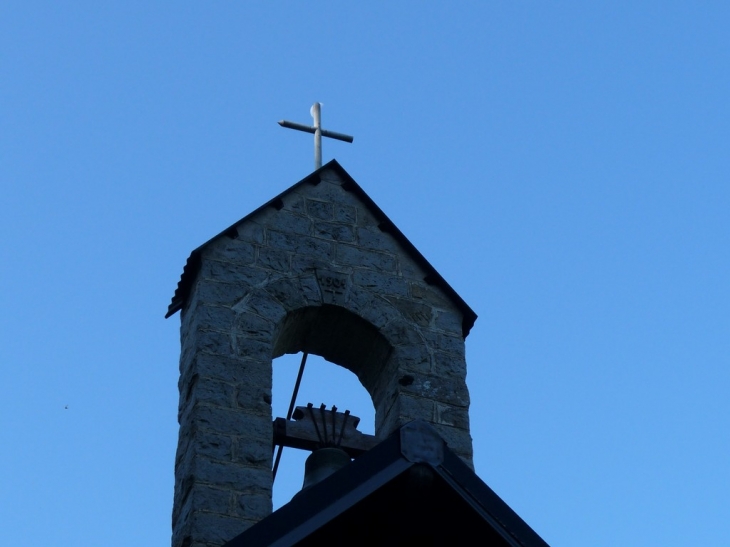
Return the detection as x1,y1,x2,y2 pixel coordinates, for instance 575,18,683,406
301,447,351,491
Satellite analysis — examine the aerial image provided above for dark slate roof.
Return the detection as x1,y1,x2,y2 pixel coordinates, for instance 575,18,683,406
224,421,550,547
166,160,477,337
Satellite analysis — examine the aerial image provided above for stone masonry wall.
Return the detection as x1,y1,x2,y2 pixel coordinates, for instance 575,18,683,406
172,168,473,547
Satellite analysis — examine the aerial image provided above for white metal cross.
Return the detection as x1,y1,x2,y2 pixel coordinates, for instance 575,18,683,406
279,103,354,170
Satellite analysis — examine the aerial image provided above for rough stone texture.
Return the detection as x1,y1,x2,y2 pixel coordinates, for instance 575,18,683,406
172,169,474,547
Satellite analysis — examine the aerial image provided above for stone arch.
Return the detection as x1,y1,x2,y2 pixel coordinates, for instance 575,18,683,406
272,304,392,393
252,273,438,442
247,271,433,444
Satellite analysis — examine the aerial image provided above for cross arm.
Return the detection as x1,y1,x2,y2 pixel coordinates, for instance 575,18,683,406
278,120,354,143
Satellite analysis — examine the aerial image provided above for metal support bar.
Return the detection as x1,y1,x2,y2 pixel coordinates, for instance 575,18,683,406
337,410,351,446
272,352,309,482
319,403,328,445
286,353,308,421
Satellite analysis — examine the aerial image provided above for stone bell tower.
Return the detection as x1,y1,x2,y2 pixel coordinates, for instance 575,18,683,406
166,160,478,547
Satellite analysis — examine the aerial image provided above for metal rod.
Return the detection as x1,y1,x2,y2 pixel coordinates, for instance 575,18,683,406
286,353,308,420
278,120,316,134
320,128,354,143
331,405,337,445
272,439,284,481
337,410,350,447
312,102,322,169
308,403,323,445
277,120,354,143
272,352,310,482
319,403,328,445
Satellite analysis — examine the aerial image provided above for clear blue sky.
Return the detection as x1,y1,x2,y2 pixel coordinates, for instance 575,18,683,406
2,2,729,545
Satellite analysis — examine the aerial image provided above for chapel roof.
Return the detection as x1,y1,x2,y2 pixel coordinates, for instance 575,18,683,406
223,421,549,547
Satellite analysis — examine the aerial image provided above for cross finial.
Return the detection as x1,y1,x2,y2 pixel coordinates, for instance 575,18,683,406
279,103,354,169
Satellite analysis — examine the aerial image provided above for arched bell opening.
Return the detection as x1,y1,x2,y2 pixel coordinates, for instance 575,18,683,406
271,352,375,508
270,305,392,508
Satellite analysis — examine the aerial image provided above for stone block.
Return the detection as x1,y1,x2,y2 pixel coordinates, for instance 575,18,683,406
396,373,469,407
194,460,271,493
298,274,322,306
353,270,408,297
237,493,272,518
191,280,252,308
429,423,473,466
234,312,276,341
183,329,232,358
397,256,426,280
389,344,432,374
236,290,287,324
235,437,271,467
305,199,333,220
203,239,256,264
235,381,272,416
188,513,255,546
314,221,355,242
357,226,403,254
434,403,470,429
192,406,271,437
346,287,399,330
434,309,463,335
381,318,425,348
432,351,467,379
268,231,333,261
282,193,305,215
385,297,433,327
247,203,280,226
421,329,465,355
308,179,362,207
290,254,336,275
315,269,350,306
256,247,290,273
316,169,340,184
355,205,380,227
262,278,306,311
189,405,250,436
199,260,269,288
334,203,356,223
187,354,252,384
234,337,272,361
336,244,396,272
184,376,236,411
233,222,265,245
267,211,311,236
377,394,434,437
193,432,234,463
182,304,236,337
409,281,456,310
186,484,233,516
